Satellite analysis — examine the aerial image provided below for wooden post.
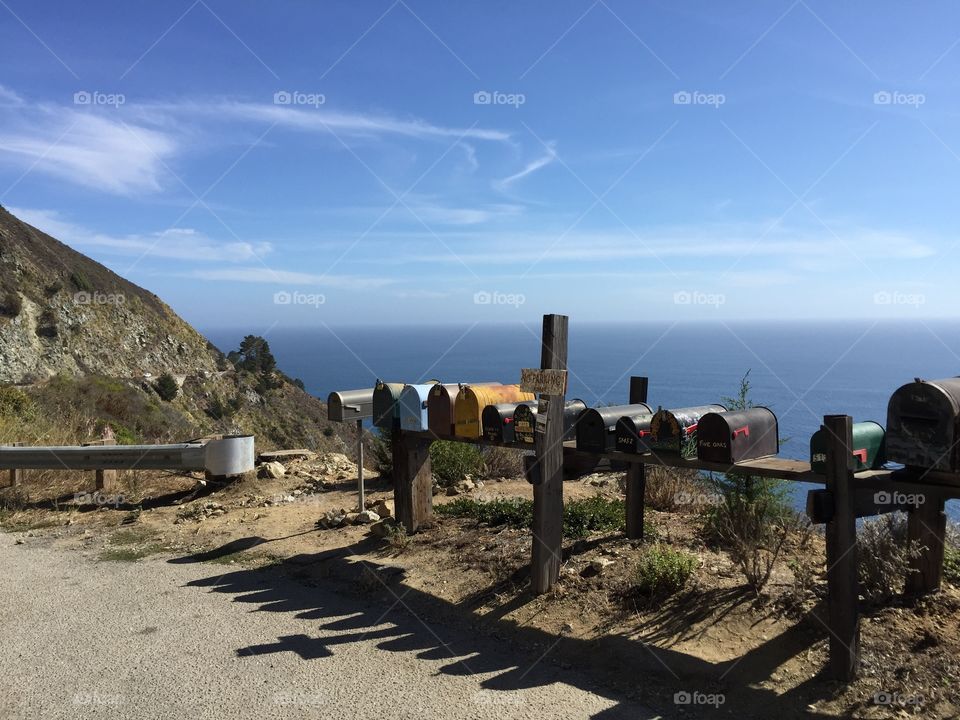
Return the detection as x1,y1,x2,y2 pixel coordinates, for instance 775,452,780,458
823,414,860,681
391,430,433,533
531,314,568,594
356,419,365,511
906,494,947,595
626,377,649,540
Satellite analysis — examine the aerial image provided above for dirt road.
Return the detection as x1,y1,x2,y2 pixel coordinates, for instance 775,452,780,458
0,534,656,720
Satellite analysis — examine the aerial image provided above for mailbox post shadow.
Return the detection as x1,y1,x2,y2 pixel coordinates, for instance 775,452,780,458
174,538,843,719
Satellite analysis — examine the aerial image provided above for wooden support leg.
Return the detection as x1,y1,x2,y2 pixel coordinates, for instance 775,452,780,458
823,414,860,681
625,463,646,540
906,496,946,595
95,469,117,493
392,430,433,533
6,442,24,488
531,314,568,595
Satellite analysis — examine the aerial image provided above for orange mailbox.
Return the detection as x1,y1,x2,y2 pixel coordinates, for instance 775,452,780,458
454,384,535,439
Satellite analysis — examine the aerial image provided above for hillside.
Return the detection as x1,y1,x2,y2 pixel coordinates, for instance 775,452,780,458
0,206,353,452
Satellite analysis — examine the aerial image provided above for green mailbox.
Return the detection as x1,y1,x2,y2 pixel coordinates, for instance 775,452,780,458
810,421,886,474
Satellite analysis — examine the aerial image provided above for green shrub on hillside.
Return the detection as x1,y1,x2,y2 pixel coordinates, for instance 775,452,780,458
154,373,179,402
0,290,22,318
430,440,482,486
0,387,34,418
636,545,697,597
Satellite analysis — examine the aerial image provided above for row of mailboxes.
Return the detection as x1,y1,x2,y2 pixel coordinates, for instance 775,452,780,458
455,384,536,438
482,400,588,445
577,404,653,454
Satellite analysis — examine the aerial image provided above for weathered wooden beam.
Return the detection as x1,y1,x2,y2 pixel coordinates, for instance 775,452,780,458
531,314,568,594
391,430,432,533
5,442,23,488
625,463,646,540
823,414,860,681
906,495,947,595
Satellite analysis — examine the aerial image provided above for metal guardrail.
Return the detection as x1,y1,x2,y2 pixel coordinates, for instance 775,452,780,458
0,435,254,476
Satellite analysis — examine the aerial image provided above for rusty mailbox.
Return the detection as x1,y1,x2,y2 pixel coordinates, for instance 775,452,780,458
576,403,653,454
649,405,726,458
455,384,535,439
614,410,655,453
697,407,779,464
886,377,960,472
513,400,586,445
482,403,522,443
327,388,374,422
427,382,497,437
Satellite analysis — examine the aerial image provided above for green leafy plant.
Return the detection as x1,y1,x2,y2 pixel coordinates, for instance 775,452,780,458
430,440,482,486
636,545,697,597
153,373,179,402
858,514,923,605
944,546,960,587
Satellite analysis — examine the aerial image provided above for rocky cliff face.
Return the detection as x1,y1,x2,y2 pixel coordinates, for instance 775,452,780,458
0,206,220,383
0,206,355,453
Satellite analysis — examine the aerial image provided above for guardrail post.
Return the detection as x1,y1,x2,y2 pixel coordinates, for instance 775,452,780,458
906,494,946,595
625,377,648,540
392,430,433,533
531,314,568,594
823,414,860,681
4,442,23,488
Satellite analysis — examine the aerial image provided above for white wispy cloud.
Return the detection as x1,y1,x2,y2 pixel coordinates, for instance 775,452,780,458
186,267,393,289
9,207,272,262
494,142,558,190
0,103,177,195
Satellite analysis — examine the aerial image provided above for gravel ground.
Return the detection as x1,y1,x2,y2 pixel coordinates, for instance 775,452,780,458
0,535,656,720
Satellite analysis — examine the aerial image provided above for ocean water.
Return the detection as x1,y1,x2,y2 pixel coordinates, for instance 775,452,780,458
203,320,960,513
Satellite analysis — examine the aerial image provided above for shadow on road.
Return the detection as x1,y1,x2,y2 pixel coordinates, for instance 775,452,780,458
171,536,840,719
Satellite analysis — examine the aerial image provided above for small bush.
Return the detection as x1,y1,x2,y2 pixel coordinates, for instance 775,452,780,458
564,495,625,538
371,427,393,478
430,440,482,486
644,465,711,512
0,386,34,418
479,446,523,480
153,373,179,402
437,497,534,529
858,514,923,605
944,546,960,587
69,271,93,293
0,290,22,318
636,545,697,597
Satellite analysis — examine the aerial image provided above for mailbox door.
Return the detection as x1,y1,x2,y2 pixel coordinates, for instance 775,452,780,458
697,408,778,463
562,400,588,441
427,384,459,437
886,379,960,471
373,382,405,429
514,403,537,444
615,413,653,453
810,420,885,474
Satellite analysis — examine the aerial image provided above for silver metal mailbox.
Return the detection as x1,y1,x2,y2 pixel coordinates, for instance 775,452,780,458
327,388,375,422
399,384,435,432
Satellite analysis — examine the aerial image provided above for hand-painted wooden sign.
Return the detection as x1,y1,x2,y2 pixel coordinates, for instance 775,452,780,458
520,368,568,396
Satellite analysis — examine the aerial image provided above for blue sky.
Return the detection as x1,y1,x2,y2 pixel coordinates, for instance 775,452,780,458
1,1,958,327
